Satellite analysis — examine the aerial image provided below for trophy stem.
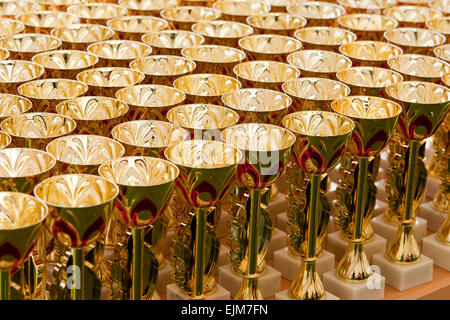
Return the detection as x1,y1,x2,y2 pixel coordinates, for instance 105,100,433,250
71,247,85,300
354,157,369,241
194,207,207,299
0,269,10,300
235,277,263,300
307,174,320,259
132,227,145,300
248,189,261,275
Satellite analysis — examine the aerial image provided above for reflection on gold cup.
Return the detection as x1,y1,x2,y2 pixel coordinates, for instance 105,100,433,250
213,1,270,23
0,94,32,121
384,27,446,55
0,131,10,148
77,67,144,97
339,40,403,68
161,6,221,30
388,54,450,84
56,96,128,136
18,78,88,113
118,0,178,16
294,26,357,52
434,44,450,63
116,84,186,121
67,3,128,25
282,77,350,112
16,11,79,34
1,112,76,150
181,45,245,76
234,60,300,91
428,0,450,15
37,0,85,12
130,55,196,86
106,15,169,41
287,49,352,80
179,0,215,6
336,0,396,14
173,73,241,104
0,33,62,60
287,1,345,27
0,48,8,60
384,5,442,28
191,20,253,47
427,17,450,44
238,34,301,62
0,60,44,94
142,30,205,56
337,13,398,41
32,50,99,79
246,13,306,37
0,0,40,18
87,40,152,68
0,18,24,37
51,24,116,51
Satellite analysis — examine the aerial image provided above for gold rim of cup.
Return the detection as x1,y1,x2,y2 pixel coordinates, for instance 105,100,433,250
428,0,450,15
287,1,346,26
142,30,205,56
434,44,450,63
337,13,399,41
191,20,253,47
37,0,84,12
16,11,79,34
339,40,403,68
0,131,10,148
384,27,447,55
0,18,25,37
0,33,62,60
118,0,179,16
0,60,45,92
426,17,450,43
106,15,169,41
67,3,128,25
50,24,116,51
294,26,357,52
160,5,221,30
0,0,40,18
0,47,8,60
238,34,301,62
0,93,32,121
246,13,307,37
388,53,450,83
383,5,443,28
336,0,397,14
213,1,271,23
442,72,450,87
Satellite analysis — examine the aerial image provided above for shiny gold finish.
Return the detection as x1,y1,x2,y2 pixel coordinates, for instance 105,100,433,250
0,131,10,149
246,13,306,37
0,18,25,37
173,73,241,105
37,0,84,12
1,112,76,150
50,24,116,51
87,40,152,68
16,11,79,34
130,55,196,86
142,30,205,56
287,49,352,80
116,84,186,121
18,78,88,113
67,3,128,25
32,50,99,79
282,77,350,112
384,27,446,55
339,41,403,68
429,0,450,15
0,33,62,61
213,1,270,23
181,45,245,76
106,15,169,41
431,113,449,214
336,0,396,14
384,5,442,28
238,34,301,63
160,6,221,30
0,0,40,18
293,27,357,52
118,0,178,16
388,54,450,84
191,20,253,47
337,14,398,41
233,60,299,91
0,47,8,60
56,96,129,136
0,94,32,120
287,1,345,27
427,17,450,44
76,67,144,97
0,60,44,93
336,66,403,98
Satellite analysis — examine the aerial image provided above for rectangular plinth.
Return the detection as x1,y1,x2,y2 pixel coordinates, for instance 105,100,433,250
267,228,287,259
166,283,230,300
418,202,447,232
268,193,288,220
425,177,441,200
422,234,450,271
371,215,427,244
375,180,386,201
156,259,173,295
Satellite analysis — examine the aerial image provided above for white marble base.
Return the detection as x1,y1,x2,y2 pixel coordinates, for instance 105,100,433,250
419,202,447,232
422,234,450,271
273,247,335,281
166,283,230,300
163,230,176,256
372,253,434,291
373,200,388,217
326,231,387,263
276,212,336,235
322,270,385,300
275,289,340,300
218,264,281,299
156,259,173,295
267,228,287,259
327,182,338,203
371,215,427,244
425,177,441,200
375,180,386,201
267,193,288,221
216,210,232,239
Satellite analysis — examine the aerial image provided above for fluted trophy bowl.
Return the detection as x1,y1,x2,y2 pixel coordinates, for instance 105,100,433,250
387,54,450,83
0,18,24,37
246,13,306,37
0,131,10,149
0,33,61,60
107,15,169,41
0,94,32,121
0,60,44,93
429,0,450,15
0,0,40,18
37,0,84,12
426,17,450,44
50,24,116,51
142,30,205,56
87,40,152,68
238,34,301,62
336,0,396,14
339,40,403,68
337,13,398,41
160,5,221,30
384,27,446,55
16,11,78,34
67,3,128,25
118,0,178,16
294,26,357,52
383,5,442,28
287,1,345,26
213,1,271,23
191,20,253,47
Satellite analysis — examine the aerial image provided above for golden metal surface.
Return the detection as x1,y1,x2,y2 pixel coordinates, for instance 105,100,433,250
388,53,450,83
287,1,346,26
384,27,446,55
294,26,357,52
141,30,205,56
384,5,442,28
427,17,450,44
0,0,40,18
160,5,221,30
37,0,85,12
67,3,128,25
339,40,403,68
118,0,178,16
0,94,32,120
429,0,450,15
337,13,398,41
0,18,25,37
16,11,79,34
87,40,152,68
238,34,301,62
0,33,61,60
106,15,169,41
50,24,116,51
0,131,10,149
0,60,44,93
246,13,306,37
213,1,271,23
336,0,396,14
191,20,254,47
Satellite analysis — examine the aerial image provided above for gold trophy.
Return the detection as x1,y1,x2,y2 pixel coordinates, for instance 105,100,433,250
0,0,40,18
0,33,61,61
221,123,295,299
336,0,396,14
282,110,354,300
50,24,116,51
238,34,301,63
160,5,221,30
339,41,403,68
67,3,128,25
383,5,442,28
246,12,306,37
0,94,32,120
191,20,254,47
107,15,169,42
118,0,178,16
337,14,398,41
426,17,450,44
293,26,357,52
384,27,446,55
87,40,152,68
16,11,78,34
0,60,44,94
287,1,345,26
429,0,450,14
213,1,271,23
141,30,205,56
0,18,24,37
165,140,241,299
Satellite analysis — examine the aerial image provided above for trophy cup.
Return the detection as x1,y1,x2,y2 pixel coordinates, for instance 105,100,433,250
246,13,306,37
0,60,44,94
0,33,61,61
287,49,352,80
0,47,11,60
339,41,403,68
384,27,446,55
165,140,241,299
32,50,99,80
336,0,396,14
181,45,246,77
37,0,86,12
34,174,119,300
160,6,221,30
331,96,401,283
76,67,145,98
141,30,205,56
18,78,88,113
238,34,301,63
0,0,40,18
87,40,152,68
67,3,128,25
293,27,357,53
179,0,215,6
107,15,169,42
262,0,296,13
191,20,254,47
0,18,24,37
383,5,442,28
435,45,450,64
16,11,78,34
429,0,450,14
99,156,179,300
0,94,32,121
116,84,186,121
221,123,295,300
213,1,271,23
0,192,48,300
287,1,345,26
56,96,129,136
118,0,178,16
282,110,354,300
337,14,398,41
130,55,196,86
427,17,450,44
50,24,116,51
1,112,76,150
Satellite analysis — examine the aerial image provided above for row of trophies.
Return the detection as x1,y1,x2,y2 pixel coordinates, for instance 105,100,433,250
0,0,448,301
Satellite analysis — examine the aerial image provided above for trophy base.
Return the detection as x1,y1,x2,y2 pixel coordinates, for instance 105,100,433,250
267,193,288,221
277,211,337,235
322,270,385,300
422,234,450,271
419,202,447,232
424,176,441,200
372,201,388,217
162,230,176,256
372,253,433,291
218,264,281,299
273,248,335,282
216,210,233,238
166,283,230,300
326,231,386,262
215,244,230,275
371,215,427,244
156,259,174,296
275,289,340,300
267,228,287,259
